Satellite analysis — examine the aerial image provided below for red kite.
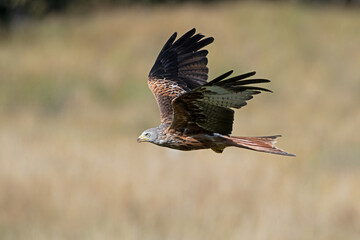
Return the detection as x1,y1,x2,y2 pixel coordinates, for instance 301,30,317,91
138,29,294,156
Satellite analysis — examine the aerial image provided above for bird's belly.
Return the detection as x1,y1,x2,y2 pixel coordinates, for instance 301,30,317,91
160,133,224,151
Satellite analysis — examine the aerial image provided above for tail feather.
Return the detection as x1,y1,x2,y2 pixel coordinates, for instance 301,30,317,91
229,135,295,156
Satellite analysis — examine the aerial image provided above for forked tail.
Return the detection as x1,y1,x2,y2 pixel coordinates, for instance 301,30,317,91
229,135,295,156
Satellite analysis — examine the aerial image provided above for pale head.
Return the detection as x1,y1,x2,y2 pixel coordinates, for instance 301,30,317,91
137,128,159,143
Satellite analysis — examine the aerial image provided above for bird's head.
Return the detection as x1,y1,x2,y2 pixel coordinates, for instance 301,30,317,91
137,128,158,143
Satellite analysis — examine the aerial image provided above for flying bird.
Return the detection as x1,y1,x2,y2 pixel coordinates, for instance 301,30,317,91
137,29,294,156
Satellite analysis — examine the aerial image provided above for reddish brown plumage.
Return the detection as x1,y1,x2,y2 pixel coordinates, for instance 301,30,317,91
138,29,295,156
148,78,186,124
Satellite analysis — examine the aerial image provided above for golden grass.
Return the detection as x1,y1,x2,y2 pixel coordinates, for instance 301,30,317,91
0,2,360,239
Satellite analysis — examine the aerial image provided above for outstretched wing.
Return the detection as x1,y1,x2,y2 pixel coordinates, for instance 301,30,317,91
170,71,272,135
148,28,214,124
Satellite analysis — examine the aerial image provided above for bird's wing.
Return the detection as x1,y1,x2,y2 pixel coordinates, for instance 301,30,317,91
170,71,272,135
148,28,214,124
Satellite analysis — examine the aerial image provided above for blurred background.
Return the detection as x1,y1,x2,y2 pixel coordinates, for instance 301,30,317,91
0,0,359,239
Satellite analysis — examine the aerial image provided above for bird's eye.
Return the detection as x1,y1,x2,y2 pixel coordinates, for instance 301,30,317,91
145,133,151,137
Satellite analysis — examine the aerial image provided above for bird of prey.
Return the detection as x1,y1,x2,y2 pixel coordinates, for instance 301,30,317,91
137,29,294,156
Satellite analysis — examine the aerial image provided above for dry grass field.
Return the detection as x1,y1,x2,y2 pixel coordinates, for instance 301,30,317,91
0,2,360,239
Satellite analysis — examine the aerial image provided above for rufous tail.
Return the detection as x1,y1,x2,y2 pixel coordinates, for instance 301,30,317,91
229,135,295,156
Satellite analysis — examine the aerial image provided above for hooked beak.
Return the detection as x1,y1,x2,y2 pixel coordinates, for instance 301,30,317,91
137,135,148,143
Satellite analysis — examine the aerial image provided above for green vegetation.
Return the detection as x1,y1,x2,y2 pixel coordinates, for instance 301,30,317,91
0,2,359,239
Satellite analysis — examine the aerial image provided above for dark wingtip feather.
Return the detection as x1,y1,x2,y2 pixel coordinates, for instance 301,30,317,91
149,29,214,90
166,32,177,46
233,86,272,93
173,28,196,47
153,32,177,59
208,70,234,84
233,71,257,80
221,71,257,84
245,71,256,78
185,28,196,36
231,79,271,86
199,37,214,47
209,71,272,93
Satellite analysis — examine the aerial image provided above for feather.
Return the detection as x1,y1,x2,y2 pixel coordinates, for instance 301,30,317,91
208,70,233,84
148,29,214,124
149,28,213,90
171,71,271,134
